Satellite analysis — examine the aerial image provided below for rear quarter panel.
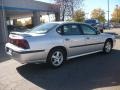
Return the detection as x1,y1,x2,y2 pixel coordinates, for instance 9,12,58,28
25,30,65,58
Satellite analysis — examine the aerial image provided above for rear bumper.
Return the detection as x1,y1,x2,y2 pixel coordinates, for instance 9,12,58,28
5,43,47,64
7,50,46,64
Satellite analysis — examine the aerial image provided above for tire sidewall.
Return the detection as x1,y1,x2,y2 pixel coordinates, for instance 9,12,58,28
47,48,66,68
103,40,112,53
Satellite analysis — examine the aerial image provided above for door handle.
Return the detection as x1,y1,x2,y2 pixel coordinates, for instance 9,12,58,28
65,38,70,41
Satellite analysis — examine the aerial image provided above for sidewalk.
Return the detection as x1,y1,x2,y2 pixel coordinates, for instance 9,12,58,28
104,28,120,39
104,28,120,34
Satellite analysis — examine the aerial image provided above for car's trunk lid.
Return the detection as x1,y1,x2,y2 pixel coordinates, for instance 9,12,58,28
10,31,45,38
9,32,45,49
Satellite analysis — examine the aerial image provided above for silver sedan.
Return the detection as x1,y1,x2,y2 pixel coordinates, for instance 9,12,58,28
5,22,116,67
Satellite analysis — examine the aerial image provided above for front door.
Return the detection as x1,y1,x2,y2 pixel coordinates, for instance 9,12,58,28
80,24,104,52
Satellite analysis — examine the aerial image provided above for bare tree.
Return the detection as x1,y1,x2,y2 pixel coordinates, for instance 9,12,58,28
54,0,84,21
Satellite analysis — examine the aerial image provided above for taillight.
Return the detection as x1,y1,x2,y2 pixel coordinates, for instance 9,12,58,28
9,38,30,49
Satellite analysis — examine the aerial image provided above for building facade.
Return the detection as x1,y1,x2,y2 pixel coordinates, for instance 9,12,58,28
0,0,60,44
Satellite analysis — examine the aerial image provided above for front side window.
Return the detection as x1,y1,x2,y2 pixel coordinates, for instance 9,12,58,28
58,24,82,35
81,24,97,35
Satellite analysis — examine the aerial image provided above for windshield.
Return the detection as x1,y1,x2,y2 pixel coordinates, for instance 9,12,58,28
29,23,59,34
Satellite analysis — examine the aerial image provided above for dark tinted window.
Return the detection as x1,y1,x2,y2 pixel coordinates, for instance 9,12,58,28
61,24,82,35
85,20,96,24
85,19,99,24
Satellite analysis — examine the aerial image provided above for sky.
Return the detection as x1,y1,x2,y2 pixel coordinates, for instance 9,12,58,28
83,0,120,19
37,0,120,20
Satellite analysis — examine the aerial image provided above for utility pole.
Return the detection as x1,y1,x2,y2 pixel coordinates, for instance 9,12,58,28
116,5,119,23
108,0,110,29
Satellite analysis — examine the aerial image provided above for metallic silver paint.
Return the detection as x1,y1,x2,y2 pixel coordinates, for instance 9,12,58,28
5,22,116,64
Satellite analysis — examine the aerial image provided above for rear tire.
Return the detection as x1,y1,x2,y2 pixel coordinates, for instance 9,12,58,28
47,48,66,68
103,40,112,53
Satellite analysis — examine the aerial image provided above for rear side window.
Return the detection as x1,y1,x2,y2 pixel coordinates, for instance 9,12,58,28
57,24,82,35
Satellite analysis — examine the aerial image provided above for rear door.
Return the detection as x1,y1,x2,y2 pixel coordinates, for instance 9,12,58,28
57,23,88,57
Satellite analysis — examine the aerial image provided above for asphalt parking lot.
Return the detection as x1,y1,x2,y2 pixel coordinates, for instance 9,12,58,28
0,28,120,90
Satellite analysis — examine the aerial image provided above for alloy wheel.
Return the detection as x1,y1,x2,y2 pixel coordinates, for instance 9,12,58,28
105,41,112,53
51,51,64,67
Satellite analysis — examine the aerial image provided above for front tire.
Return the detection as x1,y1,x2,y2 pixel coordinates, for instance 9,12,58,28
47,48,66,68
103,40,112,53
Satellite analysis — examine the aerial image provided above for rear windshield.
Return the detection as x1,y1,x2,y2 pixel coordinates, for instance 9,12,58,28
29,23,59,34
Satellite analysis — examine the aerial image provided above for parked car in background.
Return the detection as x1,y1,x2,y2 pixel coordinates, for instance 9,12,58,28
103,23,114,29
6,22,116,67
85,19,104,33
113,23,120,28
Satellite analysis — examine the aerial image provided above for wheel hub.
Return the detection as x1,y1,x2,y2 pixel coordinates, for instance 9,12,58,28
51,51,63,66
105,42,112,52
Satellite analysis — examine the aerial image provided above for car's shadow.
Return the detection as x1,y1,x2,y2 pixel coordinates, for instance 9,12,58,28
17,49,120,90
0,55,10,63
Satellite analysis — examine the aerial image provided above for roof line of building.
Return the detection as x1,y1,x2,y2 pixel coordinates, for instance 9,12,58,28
0,6,55,12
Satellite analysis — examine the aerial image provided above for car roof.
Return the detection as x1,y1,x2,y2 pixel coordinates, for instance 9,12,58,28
49,21,83,25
